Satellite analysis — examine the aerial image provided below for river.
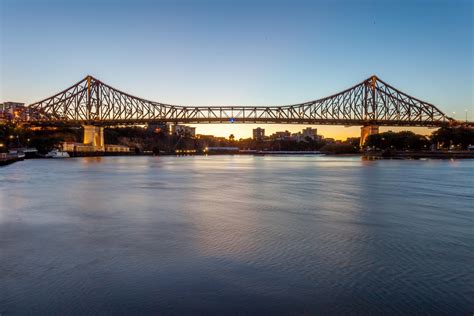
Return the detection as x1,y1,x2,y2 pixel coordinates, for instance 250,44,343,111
1,156,473,315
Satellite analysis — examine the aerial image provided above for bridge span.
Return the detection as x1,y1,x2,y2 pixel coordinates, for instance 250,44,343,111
20,75,463,148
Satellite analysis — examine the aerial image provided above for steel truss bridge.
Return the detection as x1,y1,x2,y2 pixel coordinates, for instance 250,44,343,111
24,75,456,128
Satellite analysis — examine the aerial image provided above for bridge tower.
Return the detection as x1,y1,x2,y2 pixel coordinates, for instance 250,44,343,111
83,125,104,151
81,76,105,151
359,76,380,146
360,125,379,146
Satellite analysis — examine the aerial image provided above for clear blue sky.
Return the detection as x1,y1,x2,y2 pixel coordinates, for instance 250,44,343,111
1,0,472,139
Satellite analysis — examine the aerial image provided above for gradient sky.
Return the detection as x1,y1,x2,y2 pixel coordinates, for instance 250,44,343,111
1,0,472,139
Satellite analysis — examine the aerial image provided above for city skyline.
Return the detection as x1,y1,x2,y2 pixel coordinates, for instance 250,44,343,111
1,0,472,139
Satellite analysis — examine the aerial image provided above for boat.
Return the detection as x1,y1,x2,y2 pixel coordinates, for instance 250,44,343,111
9,147,39,159
45,149,70,158
8,149,25,160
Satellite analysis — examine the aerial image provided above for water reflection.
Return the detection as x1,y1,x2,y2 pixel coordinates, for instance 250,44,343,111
0,156,473,315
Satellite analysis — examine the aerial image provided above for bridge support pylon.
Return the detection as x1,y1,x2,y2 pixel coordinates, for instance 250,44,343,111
83,125,105,151
360,125,379,147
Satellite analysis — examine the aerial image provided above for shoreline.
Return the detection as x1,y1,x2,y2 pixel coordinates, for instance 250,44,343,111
0,156,22,166
11,150,474,160
363,150,474,160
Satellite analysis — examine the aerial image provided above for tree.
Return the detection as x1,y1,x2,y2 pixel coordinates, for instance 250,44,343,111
431,126,474,149
365,131,430,150
320,143,359,154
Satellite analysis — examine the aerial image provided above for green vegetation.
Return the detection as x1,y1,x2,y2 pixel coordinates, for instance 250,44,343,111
365,131,430,150
365,127,473,151
0,123,80,153
0,123,81,154
430,126,474,149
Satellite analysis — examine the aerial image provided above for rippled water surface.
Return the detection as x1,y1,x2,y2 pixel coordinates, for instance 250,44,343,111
1,156,473,315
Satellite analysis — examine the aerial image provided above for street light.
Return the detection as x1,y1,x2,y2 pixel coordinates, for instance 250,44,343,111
465,109,468,122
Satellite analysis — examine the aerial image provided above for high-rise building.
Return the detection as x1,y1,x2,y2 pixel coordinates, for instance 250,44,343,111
0,102,28,120
252,127,265,141
271,130,291,140
301,127,318,140
171,124,196,137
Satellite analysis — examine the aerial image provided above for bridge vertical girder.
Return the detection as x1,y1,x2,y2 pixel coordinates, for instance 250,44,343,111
86,76,92,121
371,75,377,120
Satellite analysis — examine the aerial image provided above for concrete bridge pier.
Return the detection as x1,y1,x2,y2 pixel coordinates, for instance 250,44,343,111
360,125,379,147
83,125,105,151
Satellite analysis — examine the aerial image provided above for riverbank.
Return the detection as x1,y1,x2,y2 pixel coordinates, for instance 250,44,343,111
364,150,474,159
66,150,327,157
0,153,22,166
6,149,474,161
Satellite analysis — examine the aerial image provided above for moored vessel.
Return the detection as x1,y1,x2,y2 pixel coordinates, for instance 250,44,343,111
45,149,70,158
